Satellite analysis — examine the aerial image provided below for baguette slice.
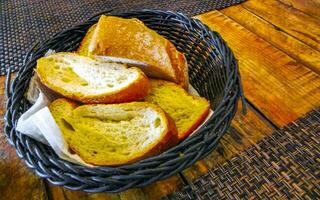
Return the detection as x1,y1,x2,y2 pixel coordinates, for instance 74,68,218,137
36,52,149,104
144,80,210,140
77,24,97,56
49,98,178,166
77,15,189,89
49,98,78,145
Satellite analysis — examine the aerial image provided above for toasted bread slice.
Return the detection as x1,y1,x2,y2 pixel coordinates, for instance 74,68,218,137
49,98,178,166
77,16,189,89
36,52,150,104
144,80,210,140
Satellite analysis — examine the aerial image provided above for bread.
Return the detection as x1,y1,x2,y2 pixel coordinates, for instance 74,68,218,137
49,98,78,145
77,15,189,89
49,98,178,166
36,52,150,104
77,24,97,56
144,80,210,140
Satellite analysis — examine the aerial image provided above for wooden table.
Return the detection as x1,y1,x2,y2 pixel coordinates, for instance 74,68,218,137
1,0,319,199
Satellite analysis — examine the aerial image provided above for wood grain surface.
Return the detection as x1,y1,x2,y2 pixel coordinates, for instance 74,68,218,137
197,10,320,127
0,76,47,200
242,0,320,51
47,176,184,200
220,4,320,74
1,0,320,199
279,0,320,19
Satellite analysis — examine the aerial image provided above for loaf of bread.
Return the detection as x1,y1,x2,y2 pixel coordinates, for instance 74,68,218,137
77,15,189,89
144,80,210,140
49,98,178,166
36,52,150,104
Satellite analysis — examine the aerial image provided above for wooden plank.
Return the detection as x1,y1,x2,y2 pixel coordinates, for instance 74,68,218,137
242,0,320,51
0,76,47,200
182,103,274,180
141,177,184,200
47,185,121,200
48,174,184,200
278,0,320,19
196,11,320,127
220,4,320,74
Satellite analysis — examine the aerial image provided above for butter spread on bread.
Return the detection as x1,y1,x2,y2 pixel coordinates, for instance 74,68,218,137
144,80,210,140
77,15,189,89
49,98,178,166
36,52,150,104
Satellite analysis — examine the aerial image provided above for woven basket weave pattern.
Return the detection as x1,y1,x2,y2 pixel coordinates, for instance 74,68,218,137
0,0,245,75
4,10,244,192
168,109,320,199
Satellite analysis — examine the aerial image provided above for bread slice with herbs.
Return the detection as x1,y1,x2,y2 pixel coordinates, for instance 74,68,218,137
144,80,210,140
49,98,178,166
36,52,150,104
77,15,189,89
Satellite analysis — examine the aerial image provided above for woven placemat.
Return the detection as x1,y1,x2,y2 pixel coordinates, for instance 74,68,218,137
167,108,320,199
0,0,245,75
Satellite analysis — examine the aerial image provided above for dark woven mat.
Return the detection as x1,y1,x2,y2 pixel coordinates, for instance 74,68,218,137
0,0,245,75
167,108,320,199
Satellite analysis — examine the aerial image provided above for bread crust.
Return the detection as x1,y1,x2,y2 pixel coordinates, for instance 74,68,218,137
84,110,179,166
179,106,210,141
155,79,210,141
156,112,179,151
166,41,189,89
82,104,178,166
50,99,178,166
142,112,179,157
36,53,151,104
77,24,97,55
78,16,189,90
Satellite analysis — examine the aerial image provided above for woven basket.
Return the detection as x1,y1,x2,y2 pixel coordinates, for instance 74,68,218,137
4,9,245,193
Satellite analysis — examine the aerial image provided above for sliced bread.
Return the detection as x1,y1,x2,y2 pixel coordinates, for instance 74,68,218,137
77,24,97,56
49,98,78,145
49,98,178,166
144,80,210,140
36,52,150,104
77,15,189,89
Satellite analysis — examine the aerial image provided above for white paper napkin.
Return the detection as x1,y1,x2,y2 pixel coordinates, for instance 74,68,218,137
16,75,93,166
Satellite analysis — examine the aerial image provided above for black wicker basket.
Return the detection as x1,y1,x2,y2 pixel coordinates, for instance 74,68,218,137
4,9,245,192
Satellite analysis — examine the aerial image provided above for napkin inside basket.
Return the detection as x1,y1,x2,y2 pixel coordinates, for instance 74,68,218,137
16,67,213,167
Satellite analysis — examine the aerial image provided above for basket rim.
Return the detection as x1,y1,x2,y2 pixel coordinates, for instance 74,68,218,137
4,9,245,192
